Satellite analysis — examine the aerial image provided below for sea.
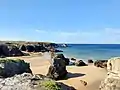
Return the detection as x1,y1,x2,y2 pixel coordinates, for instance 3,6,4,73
57,44,120,61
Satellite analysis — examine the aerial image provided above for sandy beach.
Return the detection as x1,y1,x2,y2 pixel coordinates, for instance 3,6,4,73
8,53,107,90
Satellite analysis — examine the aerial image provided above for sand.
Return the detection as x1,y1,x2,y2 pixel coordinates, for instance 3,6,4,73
8,53,107,90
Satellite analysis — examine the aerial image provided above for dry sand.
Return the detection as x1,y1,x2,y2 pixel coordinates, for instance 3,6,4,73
8,53,107,90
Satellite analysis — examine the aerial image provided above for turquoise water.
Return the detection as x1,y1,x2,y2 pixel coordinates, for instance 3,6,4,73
57,44,120,60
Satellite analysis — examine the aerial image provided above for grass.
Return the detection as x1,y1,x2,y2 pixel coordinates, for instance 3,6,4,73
41,80,61,90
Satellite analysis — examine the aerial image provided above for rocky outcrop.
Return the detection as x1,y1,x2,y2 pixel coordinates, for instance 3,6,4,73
9,46,24,56
0,44,9,57
0,58,75,90
0,73,62,90
0,58,32,77
75,60,87,66
47,54,68,80
54,54,70,65
99,57,120,90
94,60,107,68
0,44,24,57
19,45,26,51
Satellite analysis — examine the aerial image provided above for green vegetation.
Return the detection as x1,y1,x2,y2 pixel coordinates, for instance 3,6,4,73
41,80,61,90
0,58,30,69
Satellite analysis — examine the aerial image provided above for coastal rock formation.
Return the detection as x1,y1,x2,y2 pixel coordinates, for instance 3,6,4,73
0,73,62,90
0,44,9,57
0,58,74,90
88,59,93,63
0,58,32,77
0,44,24,57
26,45,35,52
9,46,24,56
94,60,107,68
75,60,87,66
19,45,26,51
99,57,120,90
54,54,70,65
47,54,68,80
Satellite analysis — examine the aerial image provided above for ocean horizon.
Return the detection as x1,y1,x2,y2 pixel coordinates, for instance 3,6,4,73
57,44,120,61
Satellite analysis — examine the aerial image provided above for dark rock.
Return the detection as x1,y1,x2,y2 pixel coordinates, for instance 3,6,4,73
94,60,107,68
71,58,76,61
75,60,87,66
19,45,26,51
55,49,63,52
88,59,93,63
34,45,48,52
9,46,24,56
54,54,70,65
47,57,67,80
26,45,35,52
0,44,9,56
0,58,32,77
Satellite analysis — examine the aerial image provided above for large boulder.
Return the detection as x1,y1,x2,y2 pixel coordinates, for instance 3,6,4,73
0,73,62,90
54,54,70,65
0,58,32,77
94,60,107,68
99,57,120,90
0,44,9,57
47,57,67,80
9,46,24,56
75,60,87,66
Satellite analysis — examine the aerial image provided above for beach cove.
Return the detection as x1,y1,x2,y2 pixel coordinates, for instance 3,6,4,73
8,53,107,90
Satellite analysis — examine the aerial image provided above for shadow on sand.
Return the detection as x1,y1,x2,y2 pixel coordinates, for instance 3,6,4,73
64,72,86,80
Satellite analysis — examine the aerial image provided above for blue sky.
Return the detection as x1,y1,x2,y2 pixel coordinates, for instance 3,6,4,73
0,0,120,43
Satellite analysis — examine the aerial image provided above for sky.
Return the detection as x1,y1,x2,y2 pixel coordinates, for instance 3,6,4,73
0,0,120,44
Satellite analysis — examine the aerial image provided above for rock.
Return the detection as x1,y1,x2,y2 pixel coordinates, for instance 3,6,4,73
94,60,107,68
26,45,35,52
71,58,76,61
47,57,67,80
54,49,63,52
88,59,93,63
0,44,9,57
0,58,32,77
99,57,120,90
54,54,70,65
55,54,65,59
9,46,24,56
0,73,61,90
75,60,87,66
34,45,48,52
19,45,26,51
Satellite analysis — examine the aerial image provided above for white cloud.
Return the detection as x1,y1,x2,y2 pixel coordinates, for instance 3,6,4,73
32,28,120,43
35,29,47,33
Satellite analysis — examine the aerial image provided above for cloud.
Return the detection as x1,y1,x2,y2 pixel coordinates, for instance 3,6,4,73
35,29,47,33
104,28,120,34
29,28,120,43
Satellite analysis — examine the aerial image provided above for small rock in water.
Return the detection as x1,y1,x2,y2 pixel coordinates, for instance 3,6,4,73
88,59,93,63
75,60,87,66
